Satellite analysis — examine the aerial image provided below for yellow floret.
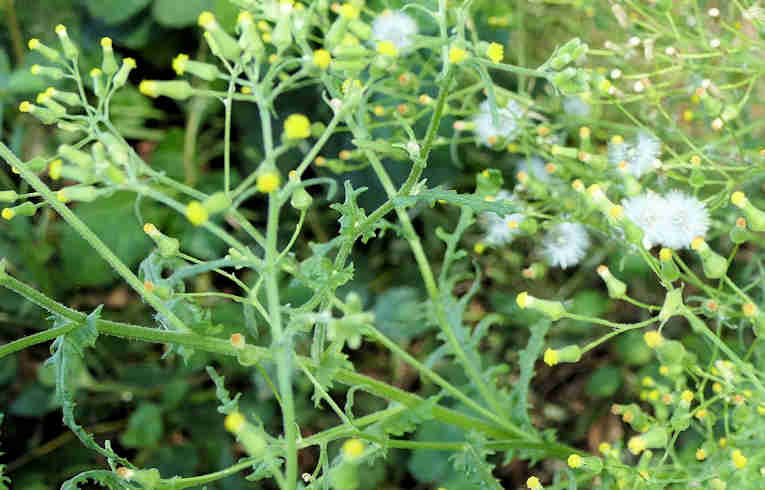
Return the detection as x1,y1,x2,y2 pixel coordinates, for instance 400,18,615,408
284,114,311,140
185,201,209,226
659,248,672,262
198,11,216,28
526,476,542,489
313,49,332,69
173,54,189,75
543,348,559,366
486,42,504,63
628,436,646,455
28,39,41,49
19,101,33,113
567,454,582,468
377,41,398,57
342,438,365,460
1,208,15,220
516,291,529,309
338,4,359,19
448,45,468,64
101,37,112,48
224,412,246,433
732,449,747,469
256,172,281,193
690,237,705,250
730,191,747,208
49,159,63,180
138,81,158,98
643,331,663,348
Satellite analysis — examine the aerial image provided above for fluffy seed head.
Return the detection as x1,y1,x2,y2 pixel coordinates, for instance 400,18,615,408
371,11,418,53
473,100,523,148
541,222,590,269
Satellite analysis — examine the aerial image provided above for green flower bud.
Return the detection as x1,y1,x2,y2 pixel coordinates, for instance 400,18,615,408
100,37,118,75
202,191,232,215
691,238,727,279
543,344,581,366
199,11,241,61
36,91,66,116
55,25,78,59
27,39,60,61
659,288,683,322
730,192,765,232
57,121,86,133
237,12,265,61
143,223,180,258
57,185,102,203
30,64,64,80
517,291,567,320
90,68,105,98
272,15,293,51
290,187,313,210
597,265,627,299
628,426,668,455
48,87,80,106
18,101,58,124
99,133,129,166
172,53,221,81
139,80,193,100
656,339,685,364
2,202,37,220
729,217,751,244
59,144,93,169
550,52,572,70
659,248,680,282
0,191,19,203
113,58,137,89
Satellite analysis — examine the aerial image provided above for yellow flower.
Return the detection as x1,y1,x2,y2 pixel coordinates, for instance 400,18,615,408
526,476,542,489
186,201,209,226
338,4,359,19
543,348,558,366
256,172,281,193
342,438,365,460
341,78,362,94
198,11,216,28
486,42,503,63
731,191,747,208
377,41,398,57
567,454,582,468
448,45,468,64
18,101,33,113
628,436,646,455
284,114,311,140
313,49,332,69
173,53,189,75
643,331,663,348
49,159,63,180
1,208,15,220
731,449,747,469
138,81,158,98
224,412,246,433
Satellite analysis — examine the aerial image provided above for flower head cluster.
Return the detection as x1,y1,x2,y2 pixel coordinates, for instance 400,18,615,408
473,99,523,148
541,222,590,269
609,131,661,177
480,190,524,246
623,190,709,249
371,11,418,53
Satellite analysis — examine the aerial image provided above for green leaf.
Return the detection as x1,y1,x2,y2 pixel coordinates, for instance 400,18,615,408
85,0,152,24
206,366,241,414
121,402,164,448
153,0,212,27
585,365,622,398
57,193,162,288
392,187,520,215
450,432,503,490
512,319,551,428
312,351,353,407
373,287,428,342
45,308,130,466
60,470,132,490
370,397,437,438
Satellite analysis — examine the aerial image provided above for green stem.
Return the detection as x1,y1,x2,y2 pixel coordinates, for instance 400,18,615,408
0,143,190,334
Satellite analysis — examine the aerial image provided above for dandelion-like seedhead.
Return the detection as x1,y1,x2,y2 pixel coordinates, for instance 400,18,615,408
562,96,591,117
480,190,524,246
473,99,523,148
371,11,418,53
623,190,709,249
609,131,661,178
517,156,553,183
541,222,590,269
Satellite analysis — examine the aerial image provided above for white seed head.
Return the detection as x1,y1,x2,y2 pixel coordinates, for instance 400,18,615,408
541,222,590,269
472,100,523,148
371,11,418,53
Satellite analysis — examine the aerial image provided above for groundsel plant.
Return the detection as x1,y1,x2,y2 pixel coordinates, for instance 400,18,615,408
2,0,765,489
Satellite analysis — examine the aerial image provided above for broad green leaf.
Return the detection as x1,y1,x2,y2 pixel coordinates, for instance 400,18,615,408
57,193,163,288
373,287,428,342
120,402,164,448
85,0,152,24
153,0,212,27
